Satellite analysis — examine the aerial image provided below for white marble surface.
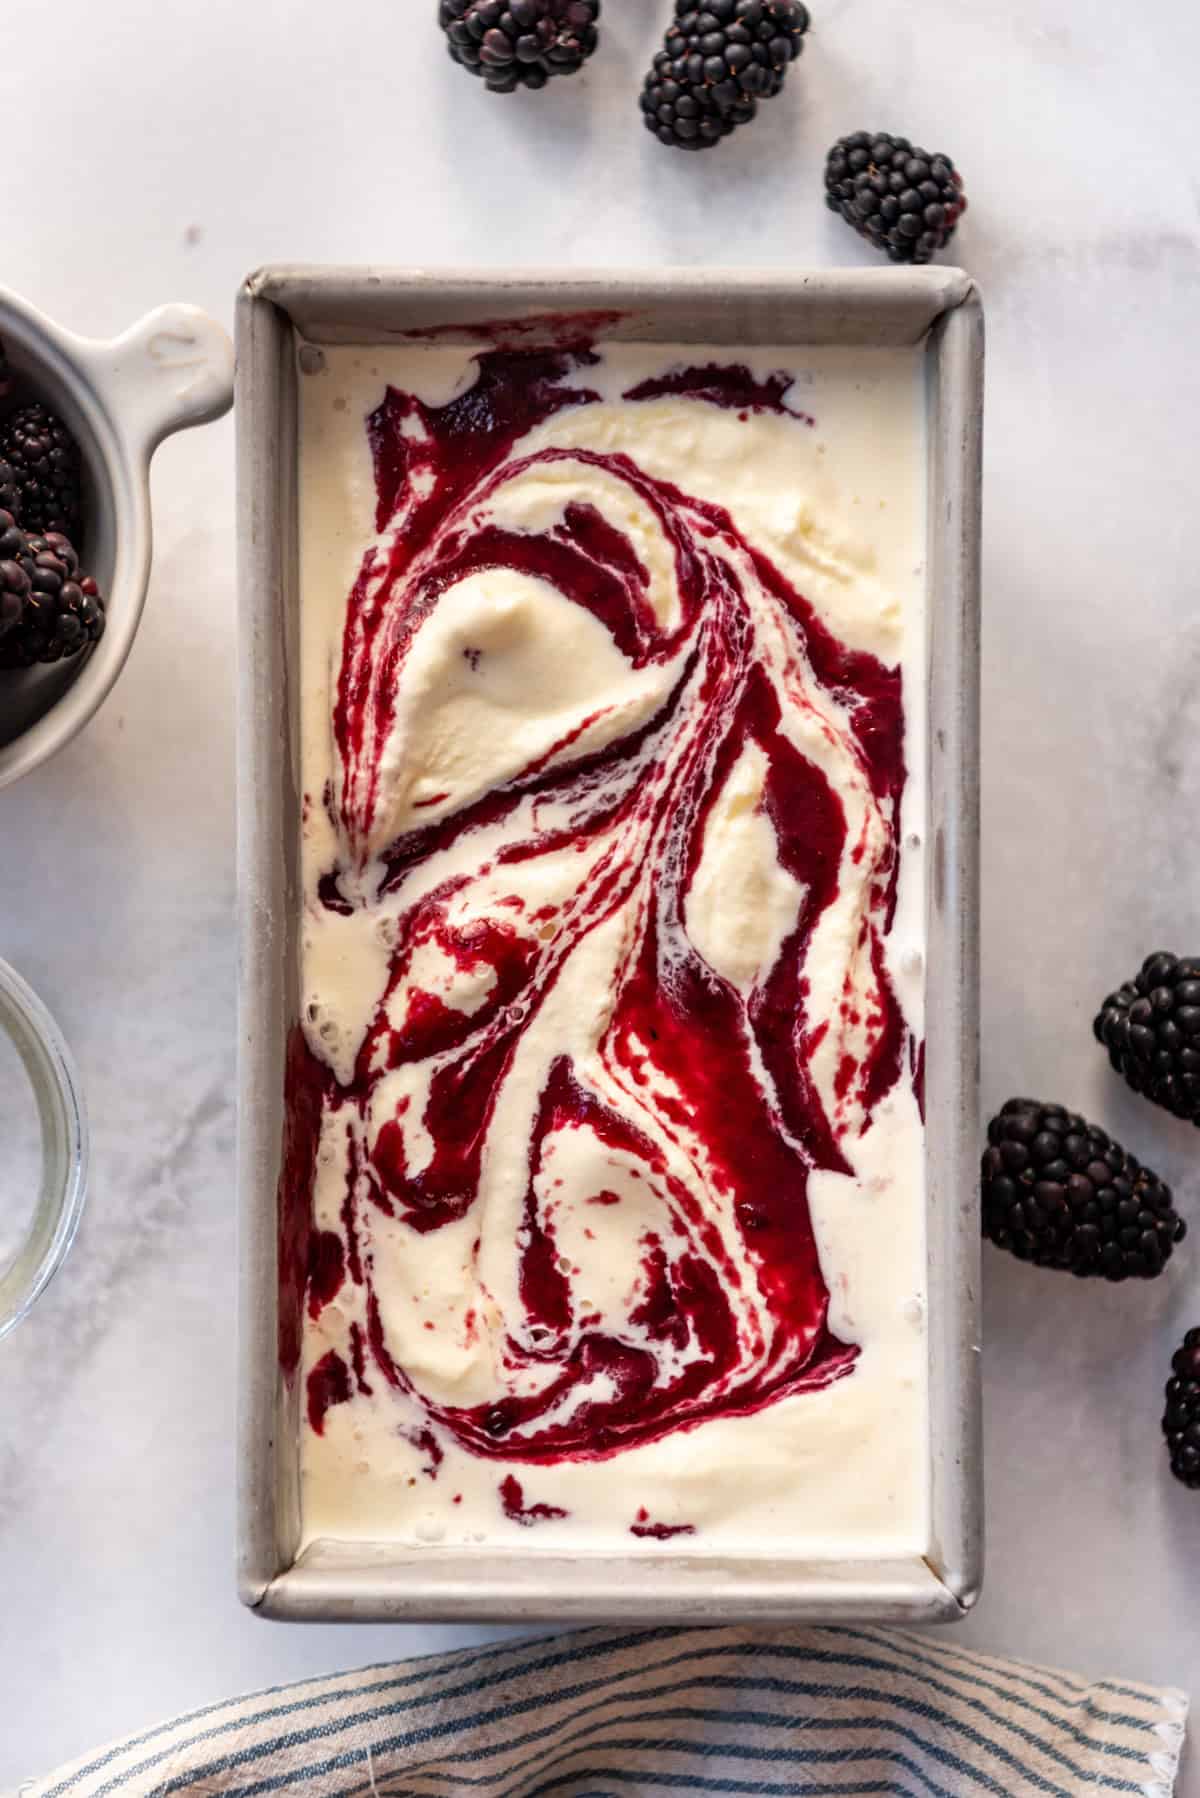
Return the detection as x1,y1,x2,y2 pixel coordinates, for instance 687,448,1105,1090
3,0,1199,1785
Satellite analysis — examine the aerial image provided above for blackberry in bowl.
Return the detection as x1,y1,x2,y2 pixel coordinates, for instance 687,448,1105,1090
0,508,32,638
0,403,83,539
0,458,19,518
0,285,233,788
0,334,113,753
0,531,106,670
0,389,106,672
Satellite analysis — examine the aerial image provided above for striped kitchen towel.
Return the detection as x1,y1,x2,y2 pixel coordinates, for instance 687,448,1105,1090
20,1625,1189,1798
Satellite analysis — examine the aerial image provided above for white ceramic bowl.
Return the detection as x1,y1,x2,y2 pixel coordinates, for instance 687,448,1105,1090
0,285,235,788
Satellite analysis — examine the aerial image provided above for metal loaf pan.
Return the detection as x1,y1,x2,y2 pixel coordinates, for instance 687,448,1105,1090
237,267,983,1624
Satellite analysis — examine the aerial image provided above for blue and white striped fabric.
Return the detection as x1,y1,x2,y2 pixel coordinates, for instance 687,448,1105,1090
21,1625,1188,1798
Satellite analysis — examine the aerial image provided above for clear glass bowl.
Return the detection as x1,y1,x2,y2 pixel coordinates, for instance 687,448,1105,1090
0,957,88,1340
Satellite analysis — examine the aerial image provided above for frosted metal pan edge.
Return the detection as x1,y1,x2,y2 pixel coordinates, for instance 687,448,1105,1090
236,266,983,1623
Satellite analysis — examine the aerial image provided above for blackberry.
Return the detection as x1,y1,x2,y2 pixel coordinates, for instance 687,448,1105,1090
640,0,810,153
0,460,18,519
0,404,83,539
1095,952,1200,1126
439,0,600,93
0,531,105,668
824,131,967,265
1163,1328,1200,1489
0,510,31,639
982,1099,1185,1281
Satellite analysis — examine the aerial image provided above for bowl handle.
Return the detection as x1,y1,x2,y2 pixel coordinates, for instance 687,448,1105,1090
74,303,235,457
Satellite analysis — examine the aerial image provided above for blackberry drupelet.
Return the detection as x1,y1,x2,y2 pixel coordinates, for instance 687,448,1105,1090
0,530,105,667
1163,1328,1200,1489
981,1099,1185,1280
1095,952,1200,1125
439,0,600,92
824,131,966,264
0,509,32,639
0,404,83,539
640,0,810,153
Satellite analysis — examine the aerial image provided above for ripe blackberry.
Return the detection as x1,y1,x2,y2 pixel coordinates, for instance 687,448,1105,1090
0,460,18,519
439,0,600,92
1095,952,1200,1126
0,509,32,639
0,404,83,539
0,531,105,668
1163,1328,1200,1489
981,1099,1185,1281
640,0,810,153
825,131,967,264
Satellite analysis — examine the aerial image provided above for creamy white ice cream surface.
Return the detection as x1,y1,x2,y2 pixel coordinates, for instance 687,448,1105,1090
286,334,930,1558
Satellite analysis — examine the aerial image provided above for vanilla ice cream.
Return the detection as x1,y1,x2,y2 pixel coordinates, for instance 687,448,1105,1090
288,333,931,1558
